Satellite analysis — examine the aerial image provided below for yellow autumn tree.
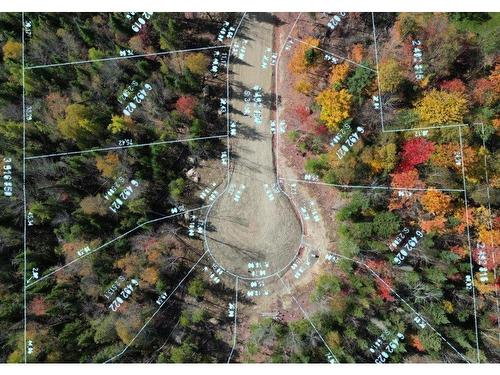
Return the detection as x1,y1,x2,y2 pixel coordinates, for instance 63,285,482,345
108,115,134,134
326,148,357,184
2,40,22,61
295,76,313,95
472,206,491,231
184,52,210,76
420,188,452,215
288,37,320,75
316,88,352,131
478,228,499,247
442,300,454,313
326,331,342,350
474,273,496,295
95,152,120,178
379,58,404,93
329,62,350,86
415,89,468,125
58,104,101,143
361,143,397,174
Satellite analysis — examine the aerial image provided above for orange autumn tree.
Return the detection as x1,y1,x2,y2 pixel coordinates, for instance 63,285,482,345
411,335,425,352
390,168,424,189
440,78,467,94
80,195,108,216
350,43,364,63
142,266,159,285
474,273,497,295
431,143,478,172
420,188,452,216
175,95,198,119
420,216,446,233
95,152,120,178
2,39,22,61
316,88,352,131
478,228,500,249
419,187,453,232
329,62,350,86
388,168,425,210
288,37,320,75
115,253,141,277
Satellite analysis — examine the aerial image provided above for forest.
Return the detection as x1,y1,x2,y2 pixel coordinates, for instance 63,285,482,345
246,12,499,363
0,12,498,363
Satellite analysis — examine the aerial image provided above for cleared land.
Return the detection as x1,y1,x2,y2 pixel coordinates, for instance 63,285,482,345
205,13,302,279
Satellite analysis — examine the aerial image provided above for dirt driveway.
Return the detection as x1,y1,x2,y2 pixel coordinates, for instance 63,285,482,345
205,13,302,279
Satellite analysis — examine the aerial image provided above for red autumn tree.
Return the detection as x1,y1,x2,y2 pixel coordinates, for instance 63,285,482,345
375,277,395,302
411,335,425,352
472,244,497,270
440,78,466,94
294,105,311,123
472,78,496,106
398,138,435,171
30,296,47,316
175,96,198,118
365,259,386,274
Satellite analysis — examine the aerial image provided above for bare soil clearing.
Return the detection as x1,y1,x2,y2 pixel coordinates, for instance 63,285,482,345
205,13,302,279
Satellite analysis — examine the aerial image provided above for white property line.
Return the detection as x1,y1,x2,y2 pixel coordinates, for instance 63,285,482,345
26,205,210,288
22,11,27,364
283,178,465,193
478,122,500,341
458,127,481,363
291,37,377,73
105,251,208,363
275,13,302,184
371,12,385,132
315,247,472,364
382,123,470,133
25,45,229,70
278,274,339,363
227,276,239,363
25,134,228,160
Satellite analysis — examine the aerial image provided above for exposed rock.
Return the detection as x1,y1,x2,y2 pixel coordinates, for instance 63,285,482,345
186,168,200,183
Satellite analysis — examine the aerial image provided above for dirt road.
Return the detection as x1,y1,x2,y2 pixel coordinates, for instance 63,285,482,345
205,13,302,279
